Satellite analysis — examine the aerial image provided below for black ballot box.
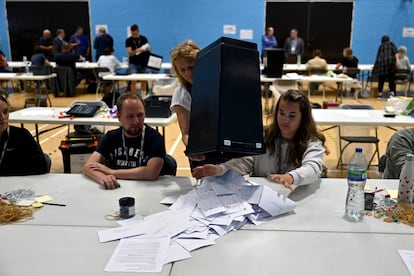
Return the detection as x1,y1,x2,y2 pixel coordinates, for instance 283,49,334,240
187,37,265,158
59,129,101,173
144,95,172,118
263,48,285,77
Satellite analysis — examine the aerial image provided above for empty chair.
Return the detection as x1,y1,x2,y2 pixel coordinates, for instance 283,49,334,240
44,153,52,173
94,67,113,96
394,68,412,97
53,66,76,97
336,104,380,169
160,154,177,176
308,67,328,98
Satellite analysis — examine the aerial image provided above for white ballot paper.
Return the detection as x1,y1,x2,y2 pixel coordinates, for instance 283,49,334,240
104,235,170,273
258,185,297,217
99,170,298,272
399,249,414,276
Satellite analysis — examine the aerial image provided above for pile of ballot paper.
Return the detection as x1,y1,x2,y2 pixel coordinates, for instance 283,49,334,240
99,171,297,273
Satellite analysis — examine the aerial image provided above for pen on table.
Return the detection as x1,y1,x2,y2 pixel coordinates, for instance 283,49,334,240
42,202,66,207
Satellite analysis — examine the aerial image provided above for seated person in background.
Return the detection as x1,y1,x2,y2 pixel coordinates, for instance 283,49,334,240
192,90,327,191
396,46,411,71
0,95,49,176
0,50,9,72
97,47,121,77
31,45,50,67
335,47,359,97
56,43,82,73
335,47,359,78
84,93,166,189
383,128,414,179
306,49,328,94
56,43,83,85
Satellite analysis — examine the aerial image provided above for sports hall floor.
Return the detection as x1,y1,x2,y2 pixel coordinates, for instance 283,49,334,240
4,81,403,179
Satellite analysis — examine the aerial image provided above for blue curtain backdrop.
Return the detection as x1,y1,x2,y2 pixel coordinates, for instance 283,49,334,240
0,0,413,64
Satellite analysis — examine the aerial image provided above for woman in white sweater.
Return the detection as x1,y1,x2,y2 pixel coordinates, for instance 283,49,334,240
192,89,327,191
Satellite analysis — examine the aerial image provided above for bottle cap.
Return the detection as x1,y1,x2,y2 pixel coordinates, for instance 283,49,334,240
356,148,363,153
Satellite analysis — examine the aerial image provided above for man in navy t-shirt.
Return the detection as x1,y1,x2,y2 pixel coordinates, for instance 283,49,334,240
84,93,166,189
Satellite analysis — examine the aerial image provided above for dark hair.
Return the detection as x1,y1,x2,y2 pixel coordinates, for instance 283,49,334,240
116,93,145,113
62,43,71,51
381,35,390,43
264,90,328,166
130,24,139,32
103,47,114,55
313,49,322,57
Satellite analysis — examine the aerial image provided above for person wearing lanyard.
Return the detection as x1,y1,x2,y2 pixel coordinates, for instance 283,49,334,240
192,90,327,191
83,93,166,189
125,24,151,95
0,95,49,176
283,28,305,64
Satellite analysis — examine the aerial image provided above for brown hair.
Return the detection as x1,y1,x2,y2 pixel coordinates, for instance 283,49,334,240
116,93,145,113
264,90,328,166
170,40,200,86
0,94,8,105
343,47,353,57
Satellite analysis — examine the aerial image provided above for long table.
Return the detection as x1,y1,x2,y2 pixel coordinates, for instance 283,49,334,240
102,73,174,96
312,108,414,127
0,174,413,275
8,106,177,140
7,61,173,71
0,72,56,106
261,74,357,113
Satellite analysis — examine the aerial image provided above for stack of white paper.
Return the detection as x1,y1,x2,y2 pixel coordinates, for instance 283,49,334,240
100,170,297,272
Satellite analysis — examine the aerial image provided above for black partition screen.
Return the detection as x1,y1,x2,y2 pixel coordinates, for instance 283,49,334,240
6,1,90,60
266,1,353,63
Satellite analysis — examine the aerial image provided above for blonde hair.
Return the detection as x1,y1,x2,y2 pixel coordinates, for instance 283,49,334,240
170,40,200,86
398,46,407,56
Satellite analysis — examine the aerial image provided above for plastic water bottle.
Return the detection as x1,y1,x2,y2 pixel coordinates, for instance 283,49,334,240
398,154,414,204
23,56,29,74
297,54,301,65
345,147,368,222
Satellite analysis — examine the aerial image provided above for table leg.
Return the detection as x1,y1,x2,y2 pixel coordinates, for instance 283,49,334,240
263,82,271,114
112,80,120,107
35,124,39,142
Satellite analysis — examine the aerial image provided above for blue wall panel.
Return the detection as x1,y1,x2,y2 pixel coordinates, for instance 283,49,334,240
90,0,264,62
1,0,413,64
0,1,10,57
353,0,414,63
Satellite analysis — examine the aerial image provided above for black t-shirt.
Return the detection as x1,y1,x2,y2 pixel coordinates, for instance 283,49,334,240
0,126,48,176
340,56,359,78
340,56,359,68
96,125,165,169
125,35,150,67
